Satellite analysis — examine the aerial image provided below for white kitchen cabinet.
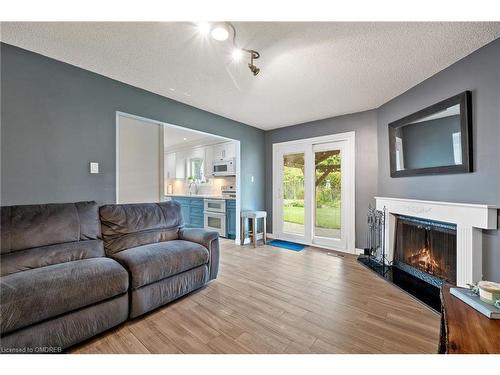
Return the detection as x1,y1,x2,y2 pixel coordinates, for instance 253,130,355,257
204,145,214,178
165,152,176,179
175,150,187,179
225,142,236,159
166,143,235,180
212,141,236,161
190,147,205,159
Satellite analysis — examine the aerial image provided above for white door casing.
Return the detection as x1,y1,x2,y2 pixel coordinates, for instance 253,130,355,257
272,132,356,253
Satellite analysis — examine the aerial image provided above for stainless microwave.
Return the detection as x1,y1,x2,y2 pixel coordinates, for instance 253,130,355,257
212,158,235,177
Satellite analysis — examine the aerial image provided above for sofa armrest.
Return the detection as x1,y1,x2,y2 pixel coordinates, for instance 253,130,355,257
178,228,219,281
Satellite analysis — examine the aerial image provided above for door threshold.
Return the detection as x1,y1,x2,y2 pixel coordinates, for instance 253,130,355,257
274,238,354,254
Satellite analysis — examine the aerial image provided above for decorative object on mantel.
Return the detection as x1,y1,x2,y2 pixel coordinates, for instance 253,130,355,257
450,287,500,319
439,283,500,354
477,280,500,305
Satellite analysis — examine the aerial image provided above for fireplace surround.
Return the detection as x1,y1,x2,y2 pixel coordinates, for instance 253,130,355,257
357,198,498,310
375,197,499,287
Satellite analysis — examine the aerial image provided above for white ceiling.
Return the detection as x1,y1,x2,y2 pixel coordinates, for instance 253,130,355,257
162,123,225,150
2,22,500,130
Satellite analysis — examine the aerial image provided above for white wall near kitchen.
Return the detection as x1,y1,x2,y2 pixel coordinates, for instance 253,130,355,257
117,115,163,203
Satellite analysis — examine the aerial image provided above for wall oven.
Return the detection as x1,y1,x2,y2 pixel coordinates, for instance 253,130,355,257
212,158,235,177
204,199,226,237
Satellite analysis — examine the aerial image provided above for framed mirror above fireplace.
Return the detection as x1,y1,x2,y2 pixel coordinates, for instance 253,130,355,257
388,91,472,177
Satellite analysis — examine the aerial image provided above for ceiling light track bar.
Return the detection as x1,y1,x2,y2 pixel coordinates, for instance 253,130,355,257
201,21,261,76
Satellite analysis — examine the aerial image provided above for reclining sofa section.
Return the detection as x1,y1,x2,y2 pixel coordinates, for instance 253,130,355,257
99,201,219,318
0,202,129,352
0,200,219,352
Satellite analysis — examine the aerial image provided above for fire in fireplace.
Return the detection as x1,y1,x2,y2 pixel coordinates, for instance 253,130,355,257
407,248,441,276
394,215,457,285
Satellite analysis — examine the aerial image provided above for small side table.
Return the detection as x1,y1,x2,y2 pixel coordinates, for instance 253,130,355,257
240,211,267,247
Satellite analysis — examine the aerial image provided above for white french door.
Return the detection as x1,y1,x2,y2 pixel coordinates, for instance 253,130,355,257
273,132,355,253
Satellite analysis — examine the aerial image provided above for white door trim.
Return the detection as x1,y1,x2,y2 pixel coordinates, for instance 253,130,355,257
273,142,312,245
272,131,356,254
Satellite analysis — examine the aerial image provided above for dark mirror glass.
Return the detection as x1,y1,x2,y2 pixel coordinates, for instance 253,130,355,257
389,91,472,177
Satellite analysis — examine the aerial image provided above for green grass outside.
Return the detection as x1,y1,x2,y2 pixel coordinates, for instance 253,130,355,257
283,206,341,229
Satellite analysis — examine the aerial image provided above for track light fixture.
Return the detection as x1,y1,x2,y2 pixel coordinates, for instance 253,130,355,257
197,22,261,76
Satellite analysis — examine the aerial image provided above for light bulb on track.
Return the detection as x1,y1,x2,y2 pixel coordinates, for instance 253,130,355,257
196,22,210,36
231,48,243,61
211,24,229,41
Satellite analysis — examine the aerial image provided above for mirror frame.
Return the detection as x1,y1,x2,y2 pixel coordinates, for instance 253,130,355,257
388,91,472,178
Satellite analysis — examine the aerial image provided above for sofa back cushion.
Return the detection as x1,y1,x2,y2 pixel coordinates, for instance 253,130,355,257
99,201,182,255
0,201,104,276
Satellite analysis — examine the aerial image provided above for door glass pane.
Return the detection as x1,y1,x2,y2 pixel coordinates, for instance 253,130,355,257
314,149,341,239
283,153,305,235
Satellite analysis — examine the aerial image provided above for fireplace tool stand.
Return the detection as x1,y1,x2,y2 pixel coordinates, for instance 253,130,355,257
358,206,392,276
357,206,443,312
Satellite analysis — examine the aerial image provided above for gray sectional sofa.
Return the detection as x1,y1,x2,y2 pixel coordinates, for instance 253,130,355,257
0,200,219,353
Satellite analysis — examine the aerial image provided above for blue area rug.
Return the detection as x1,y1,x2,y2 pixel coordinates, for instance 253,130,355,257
268,240,305,251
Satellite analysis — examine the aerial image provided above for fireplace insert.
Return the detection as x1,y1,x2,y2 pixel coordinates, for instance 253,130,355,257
394,215,457,286
393,216,457,286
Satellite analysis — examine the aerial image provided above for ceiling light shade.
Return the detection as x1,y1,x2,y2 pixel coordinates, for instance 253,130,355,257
231,48,243,61
211,24,229,41
196,22,211,35
195,21,261,77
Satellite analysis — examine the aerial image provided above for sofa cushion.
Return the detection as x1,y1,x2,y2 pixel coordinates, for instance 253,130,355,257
100,201,183,255
1,201,101,254
130,264,208,318
0,258,128,335
112,240,209,289
0,239,104,277
0,294,128,352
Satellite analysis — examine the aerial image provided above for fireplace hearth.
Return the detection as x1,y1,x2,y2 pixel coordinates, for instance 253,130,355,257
358,212,457,311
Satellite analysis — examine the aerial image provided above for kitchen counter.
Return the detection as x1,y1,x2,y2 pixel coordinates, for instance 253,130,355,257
165,194,235,200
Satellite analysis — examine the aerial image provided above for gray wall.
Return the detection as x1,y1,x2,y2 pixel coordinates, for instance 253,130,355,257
2,38,499,280
377,38,500,281
0,43,265,211
265,110,378,249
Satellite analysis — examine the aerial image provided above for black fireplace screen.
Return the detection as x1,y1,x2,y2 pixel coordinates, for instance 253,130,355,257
395,216,457,285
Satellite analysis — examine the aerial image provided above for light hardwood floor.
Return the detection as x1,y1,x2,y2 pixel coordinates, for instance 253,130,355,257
71,239,440,354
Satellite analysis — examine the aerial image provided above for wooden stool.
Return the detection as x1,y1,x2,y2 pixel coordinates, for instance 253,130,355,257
240,211,267,247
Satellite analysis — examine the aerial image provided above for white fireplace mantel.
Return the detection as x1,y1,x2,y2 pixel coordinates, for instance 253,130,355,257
375,197,499,287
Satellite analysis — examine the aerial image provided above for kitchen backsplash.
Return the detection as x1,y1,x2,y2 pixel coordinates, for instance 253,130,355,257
165,176,235,196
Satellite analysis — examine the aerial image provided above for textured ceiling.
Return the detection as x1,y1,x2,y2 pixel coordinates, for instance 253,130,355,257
162,124,224,149
2,22,500,129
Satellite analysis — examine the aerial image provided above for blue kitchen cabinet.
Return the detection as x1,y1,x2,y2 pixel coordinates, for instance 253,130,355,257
226,199,236,240
189,198,204,228
170,197,204,228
